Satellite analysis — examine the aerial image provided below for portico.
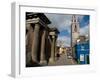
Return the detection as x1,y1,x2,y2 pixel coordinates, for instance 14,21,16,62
26,13,59,66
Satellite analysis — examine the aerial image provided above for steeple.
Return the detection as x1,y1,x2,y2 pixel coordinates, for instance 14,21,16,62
71,15,79,33
72,15,78,23
71,15,80,47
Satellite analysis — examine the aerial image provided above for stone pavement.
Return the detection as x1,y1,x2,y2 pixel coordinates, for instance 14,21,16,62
48,53,77,66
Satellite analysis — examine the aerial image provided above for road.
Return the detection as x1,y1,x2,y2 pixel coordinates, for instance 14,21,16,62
48,53,77,66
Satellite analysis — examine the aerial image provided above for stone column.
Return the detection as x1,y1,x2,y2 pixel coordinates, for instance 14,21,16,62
40,29,47,64
49,35,56,63
31,23,40,63
26,23,33,65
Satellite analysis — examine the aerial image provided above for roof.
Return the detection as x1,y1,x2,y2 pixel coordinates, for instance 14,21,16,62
26,12,51,24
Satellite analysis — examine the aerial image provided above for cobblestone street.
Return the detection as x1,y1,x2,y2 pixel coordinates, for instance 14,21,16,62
48,53,77,66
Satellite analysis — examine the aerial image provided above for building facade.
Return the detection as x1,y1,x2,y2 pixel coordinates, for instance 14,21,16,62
26,13,59,67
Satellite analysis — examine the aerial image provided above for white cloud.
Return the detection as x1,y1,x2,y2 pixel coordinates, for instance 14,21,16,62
79,25,89,36
57,36,71,47
44,13,89,47
45,13,72,32
45,14,85,33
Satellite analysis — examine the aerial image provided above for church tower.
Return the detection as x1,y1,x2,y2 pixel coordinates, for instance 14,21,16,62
71,15,80,47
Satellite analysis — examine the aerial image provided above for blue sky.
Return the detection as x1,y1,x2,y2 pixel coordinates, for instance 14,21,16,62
45,13,89,47
79,15,89,28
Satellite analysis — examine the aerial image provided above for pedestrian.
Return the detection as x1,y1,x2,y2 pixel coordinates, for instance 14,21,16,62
56,53,60,60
